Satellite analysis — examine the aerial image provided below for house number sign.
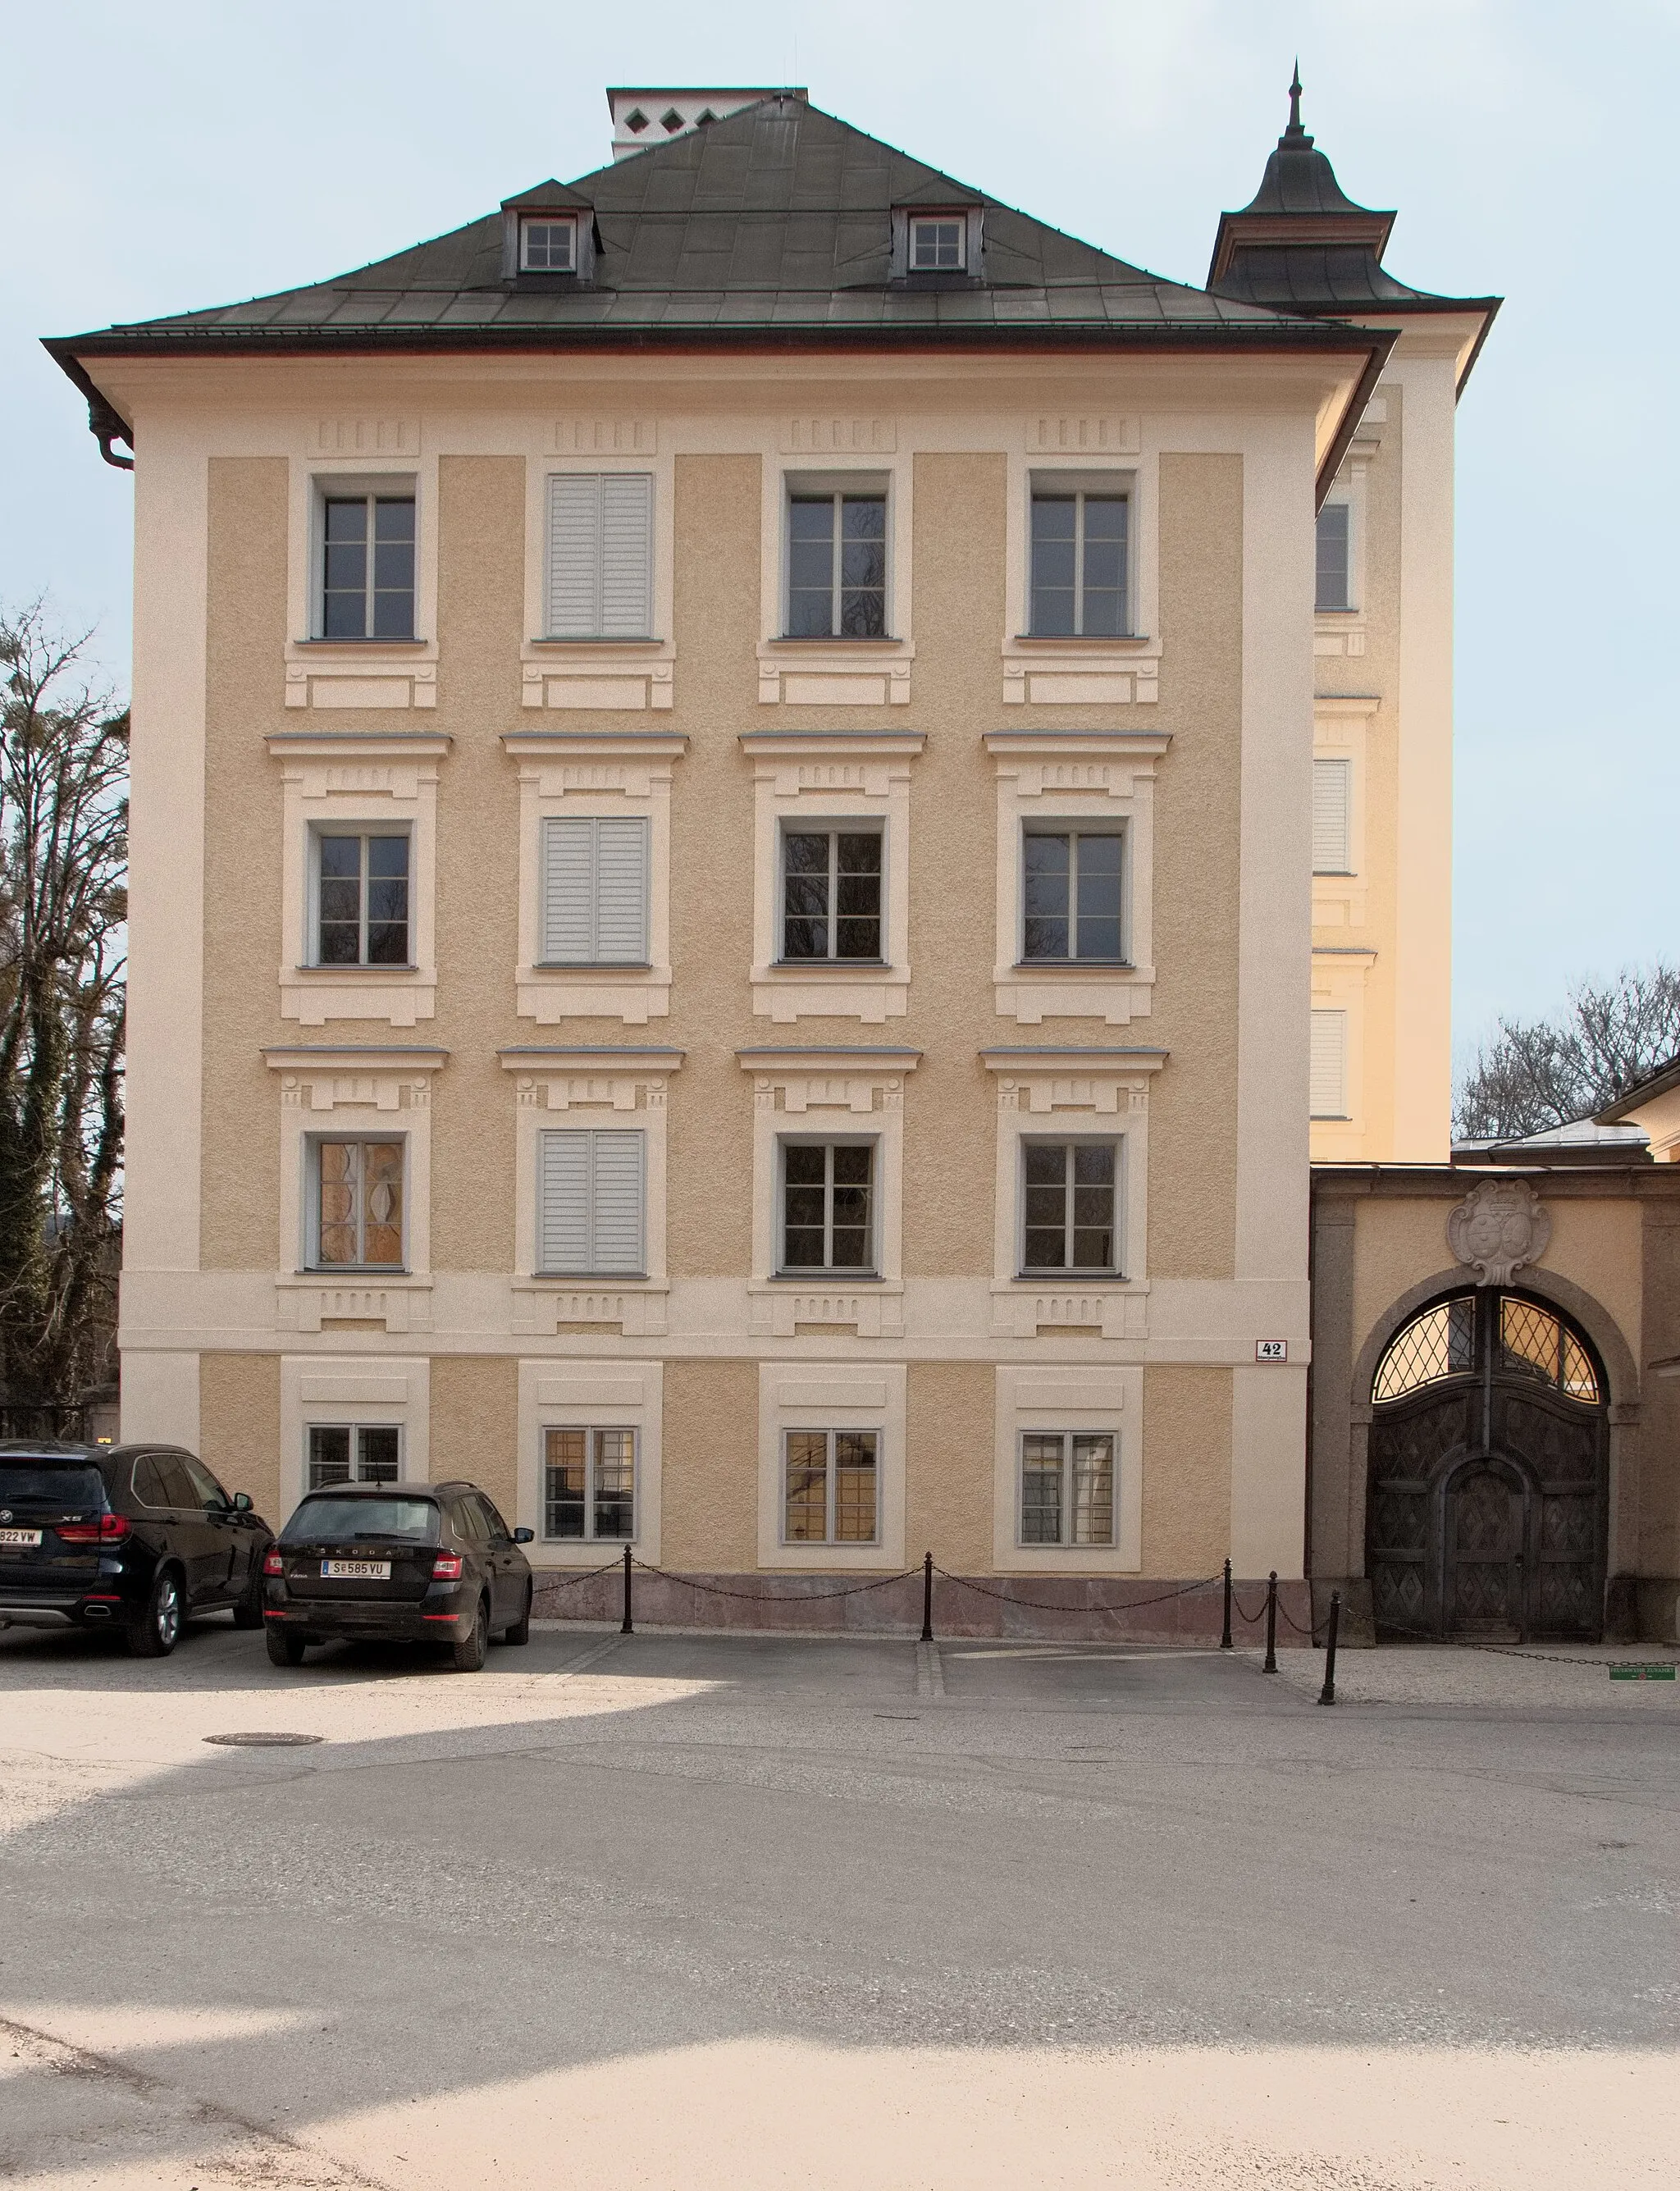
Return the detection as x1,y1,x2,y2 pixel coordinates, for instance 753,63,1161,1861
1255,1339,1288,1363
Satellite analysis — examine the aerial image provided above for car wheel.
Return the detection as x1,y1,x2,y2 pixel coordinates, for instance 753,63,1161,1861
504,1582,532,1646
126,1568,183,1659
451,1595,489,1673
266,1627,307,1668
231,1563,267,1631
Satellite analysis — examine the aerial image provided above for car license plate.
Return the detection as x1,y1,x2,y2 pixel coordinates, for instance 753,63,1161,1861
0,1528,43,1547
321,1559,390,1581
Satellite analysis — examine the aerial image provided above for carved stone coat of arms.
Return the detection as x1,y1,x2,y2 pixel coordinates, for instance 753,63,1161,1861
1445,1178,1552,1287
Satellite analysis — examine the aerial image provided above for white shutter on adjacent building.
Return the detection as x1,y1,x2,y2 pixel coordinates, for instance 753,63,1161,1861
1310,1010,1349,1120
537,1130,646,1274
540,816,648,964
546,472,654,639
1312,758,1352,874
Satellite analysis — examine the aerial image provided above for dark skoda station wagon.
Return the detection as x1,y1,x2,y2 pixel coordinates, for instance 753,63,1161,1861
263,1481,534,1672
0,1441,273,1655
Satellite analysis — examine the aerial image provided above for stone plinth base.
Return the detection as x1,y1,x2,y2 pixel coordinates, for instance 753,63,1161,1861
532,1568,1315,1646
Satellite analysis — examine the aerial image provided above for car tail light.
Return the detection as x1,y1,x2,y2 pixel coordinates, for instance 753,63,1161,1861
262,1548,285,1577
57,1513,130,1544
431,1551,463,1579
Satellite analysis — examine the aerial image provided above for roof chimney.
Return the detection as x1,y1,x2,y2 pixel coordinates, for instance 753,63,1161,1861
605,86,807,161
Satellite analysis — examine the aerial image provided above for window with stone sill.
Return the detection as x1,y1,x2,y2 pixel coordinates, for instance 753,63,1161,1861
1020,1139,1120,1277
308,1139,404,1271
308,1424,402,1491
312,829,410,966
318,491,415,641
780,1140,875,1274
1316,501,1352,612
1020,1431,1115,1547
783,1429,879,1545
781,826,883,962
1029,490,1129,637
1021,828,1126,964
787,491,888,638
544,1426,636,1541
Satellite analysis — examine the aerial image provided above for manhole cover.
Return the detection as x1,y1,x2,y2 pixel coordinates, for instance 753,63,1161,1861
202,1731,325,1748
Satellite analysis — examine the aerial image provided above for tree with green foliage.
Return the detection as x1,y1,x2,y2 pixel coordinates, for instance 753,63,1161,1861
1454,963,1680,1144
0,605,126,1407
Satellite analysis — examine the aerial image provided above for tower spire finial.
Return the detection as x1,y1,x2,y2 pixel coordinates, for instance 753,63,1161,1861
1281,58,1312,145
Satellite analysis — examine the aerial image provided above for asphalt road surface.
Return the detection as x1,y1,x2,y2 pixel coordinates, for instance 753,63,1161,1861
1,1618,1676,2188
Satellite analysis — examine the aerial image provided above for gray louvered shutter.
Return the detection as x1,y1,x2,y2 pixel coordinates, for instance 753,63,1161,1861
593,819,649,961
541,818,596,962
588,1131,646,1272
547,474,601,637
598,474,654,638
537,1132,592,1272
1312,759,1351,874
1310,1011,1348,1119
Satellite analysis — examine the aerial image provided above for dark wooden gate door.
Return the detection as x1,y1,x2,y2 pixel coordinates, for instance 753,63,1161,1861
1367,1289,1608,1641
1444,1463,1526,1636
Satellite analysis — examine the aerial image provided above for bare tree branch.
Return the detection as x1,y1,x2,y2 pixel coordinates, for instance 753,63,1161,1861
1454,963,1680,1143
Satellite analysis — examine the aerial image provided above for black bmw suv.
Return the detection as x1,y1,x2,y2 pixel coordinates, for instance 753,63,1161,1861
0,1441,274,1655
263,1480,534,1672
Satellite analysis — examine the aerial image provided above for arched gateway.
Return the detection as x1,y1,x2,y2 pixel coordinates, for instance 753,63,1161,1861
1366,1289,1609,1641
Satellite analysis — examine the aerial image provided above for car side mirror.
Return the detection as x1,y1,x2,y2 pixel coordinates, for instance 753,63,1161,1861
513,1527,535,1544
231,1491,253,1513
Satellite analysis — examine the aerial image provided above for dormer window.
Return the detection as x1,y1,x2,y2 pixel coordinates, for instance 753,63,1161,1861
521,217,577,273
910,215,966,272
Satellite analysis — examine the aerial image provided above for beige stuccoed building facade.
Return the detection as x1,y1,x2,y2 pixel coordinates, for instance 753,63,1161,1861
50,84,1499,1632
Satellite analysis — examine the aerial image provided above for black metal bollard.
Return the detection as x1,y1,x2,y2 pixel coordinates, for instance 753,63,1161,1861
621,1545,634,1635
1263,1570,1278,1673
1317,1588,1340,1706
920,1551,934,1643
1221,1558,1233,1650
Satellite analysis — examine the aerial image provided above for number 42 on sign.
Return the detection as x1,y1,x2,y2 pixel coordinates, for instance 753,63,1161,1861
1255,1339,1288,1363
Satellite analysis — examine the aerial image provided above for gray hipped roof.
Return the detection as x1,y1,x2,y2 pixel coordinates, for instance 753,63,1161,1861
50,94,1362,354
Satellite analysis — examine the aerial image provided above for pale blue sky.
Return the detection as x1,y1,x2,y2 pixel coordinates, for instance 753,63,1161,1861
4,0,1673,1061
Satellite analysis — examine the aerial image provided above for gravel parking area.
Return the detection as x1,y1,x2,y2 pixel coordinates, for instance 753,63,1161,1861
1,1618,1676,2189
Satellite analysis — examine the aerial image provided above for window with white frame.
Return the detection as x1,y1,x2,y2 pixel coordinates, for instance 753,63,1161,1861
783,1429,879,1545
537,1129,646,1275
786,490,888,637
1021,827,1125,962
1020,1431,1115,1546
540,815,650,964
546,473,655,639
543,1426,636,1541
909,214,966,271
308,1424,402,1490
1312,759,1353,875
313,829,410,965
781,826,883,961
1310,1010,1349,1120
1029,489,1130,637
1316,502,1352,611
521,215,577,272
1021,1139,1120,1276
308,1139,405,1271
780,1139,875,1272
320,490,415,640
